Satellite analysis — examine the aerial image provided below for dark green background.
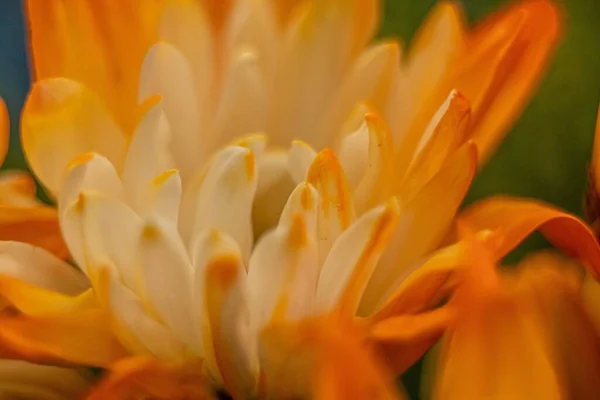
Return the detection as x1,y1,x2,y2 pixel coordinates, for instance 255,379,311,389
0,0,598,398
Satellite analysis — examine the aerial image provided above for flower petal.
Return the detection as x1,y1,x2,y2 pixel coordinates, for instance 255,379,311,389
59,152,123,217
214,50,268,148
360,143,477,315
0,276,94,316
139,42,204,179
260,316,401,399
307,148,356,264
86,357,213,400
0,241,88,295
400,90,471,201
463,0,562,162
22,78,127,194
150,170,183,225
204,252,257,397
0,309,126,368
316,198,399,315
288,140,317,184
248,209,319,332
459,196,600,279
121,100,174,215
102,269,187,361
0,361,92,400
388,1,464,151
268,0,378,148
137,218,195,348
185,146,258,261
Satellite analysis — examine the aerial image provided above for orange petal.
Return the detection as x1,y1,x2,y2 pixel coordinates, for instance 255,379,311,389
432,289,563,399
0,98,8,166
200,0,235,32
307,148,356,262
25,0,160,132
0,309,127,368
86,357,213,400
359,143,477,315
464,0,562,163
459,196,600,279
390,1,465,177
370,308,453,344
400,90,471,200
0,206,69,259
260,316,403,399
272,0,306,25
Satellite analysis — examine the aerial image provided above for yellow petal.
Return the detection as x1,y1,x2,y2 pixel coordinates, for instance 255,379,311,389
21,78,127,195
0,275,94,316
86,357,214,400
459,196,600,279
0,309,127,368
272,0,306,25
25,0,160,131
360,143,477,315
0,98,8,166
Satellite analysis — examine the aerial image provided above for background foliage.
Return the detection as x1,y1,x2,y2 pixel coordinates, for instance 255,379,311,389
0,0,599,398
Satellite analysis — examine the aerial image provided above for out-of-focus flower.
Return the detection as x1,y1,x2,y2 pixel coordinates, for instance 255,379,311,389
0,0,563,398
0,99,66,257
417,198,600,399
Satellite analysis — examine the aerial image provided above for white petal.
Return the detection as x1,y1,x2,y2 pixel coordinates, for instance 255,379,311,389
214,50,267,149
0,242,88,295
187,146,258,262
287,140,316,184
149,170,182,225
78,192,142,290
191,229,257,391
59,153,123,217
338,122,369,189
315,198,400,314
139,42,203,179
279,182,319,239
267,1,378,148
248,213,319,334
159,0,213,106
122,101,174,214
107,270,187,361
136,217,195,348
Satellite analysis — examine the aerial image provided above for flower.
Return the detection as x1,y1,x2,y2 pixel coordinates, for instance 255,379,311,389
0,0,566,398
418,198,600,399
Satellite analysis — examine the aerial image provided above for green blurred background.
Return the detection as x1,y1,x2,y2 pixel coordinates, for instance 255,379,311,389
0,0,598,398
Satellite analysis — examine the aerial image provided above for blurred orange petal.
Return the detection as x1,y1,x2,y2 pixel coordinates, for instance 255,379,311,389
25,0,160,131
460,196,600,279
0,98,8,166
0,309,127,368
86,357,214,400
